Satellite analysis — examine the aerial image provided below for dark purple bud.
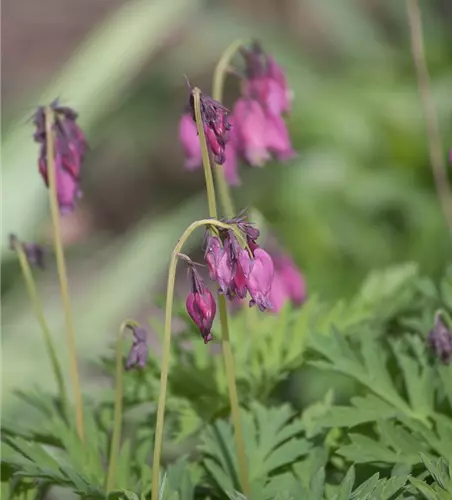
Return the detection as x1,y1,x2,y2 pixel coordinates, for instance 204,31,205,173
9,234,45,270
179,113,202,170
125,326,149,370
428,315,452,364
188,88,232,165
33,101,88,215
186,265,216,343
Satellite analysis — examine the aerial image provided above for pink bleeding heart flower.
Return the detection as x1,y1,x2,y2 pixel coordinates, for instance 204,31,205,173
186,264,217,344
233,98,270,167
241,244,274,312
265,114,296,161
179,112,202,170
270,252,306,313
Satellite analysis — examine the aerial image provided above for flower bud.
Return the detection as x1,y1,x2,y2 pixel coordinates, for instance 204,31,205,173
125,326,149,370
186,265,216,343
428,315,452,364
9,234,45,270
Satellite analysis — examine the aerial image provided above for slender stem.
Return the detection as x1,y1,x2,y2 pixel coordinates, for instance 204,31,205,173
193,88,250,496
193,87,218,219
44,107,85,443
406,0,452,236
14,243,69,417
150,218,241,500
218,295,250,496
211,39,249,218
106,320,140,492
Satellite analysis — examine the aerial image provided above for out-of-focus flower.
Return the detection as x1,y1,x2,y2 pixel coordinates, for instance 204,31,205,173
125,326,149,370
9,234,45,270
270,252,306,313
232,98,270,167
223,116,241,185
33,101,88,215
428,314,452,364
188,89,231,165
179,112,202,170
241,43,292,116
186,264,217,343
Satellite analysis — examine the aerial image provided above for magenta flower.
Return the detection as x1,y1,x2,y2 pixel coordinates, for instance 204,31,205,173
233,98,270,167
265,114,296,161
186,264,216,343
188,88,231,165
241,246,274,311
428,315,452,365
9,234,45,270
270,252,306,312
179,112,201,170
223,116,241,186
33,101,87,215
241,43,292,116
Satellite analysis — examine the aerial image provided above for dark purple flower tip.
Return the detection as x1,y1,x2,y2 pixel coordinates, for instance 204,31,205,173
125,326,149,370
33,102,88,215
186,264,216,343
187,87,232,165
9,234,45,270
428,315,452,365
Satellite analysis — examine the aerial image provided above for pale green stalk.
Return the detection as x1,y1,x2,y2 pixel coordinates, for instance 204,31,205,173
406,0,452,235
44,107,84,443
14,242,69,416
212,39,249,218
150,218,243,500
106,320,140,493
193,87,250,496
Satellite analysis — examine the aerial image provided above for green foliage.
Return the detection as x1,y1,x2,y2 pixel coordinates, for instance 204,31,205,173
3,263,452,498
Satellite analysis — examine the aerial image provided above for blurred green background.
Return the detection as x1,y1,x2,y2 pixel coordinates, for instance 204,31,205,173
2,0,452,419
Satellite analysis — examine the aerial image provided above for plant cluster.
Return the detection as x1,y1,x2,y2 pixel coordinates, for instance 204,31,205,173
2,9,452,500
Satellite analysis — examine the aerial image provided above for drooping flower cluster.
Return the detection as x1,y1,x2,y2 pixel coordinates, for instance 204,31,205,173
428,314,452,365
179,42,295,185
185,216,274,343
9,234,45,270
33,100,88,215
179,90,232,169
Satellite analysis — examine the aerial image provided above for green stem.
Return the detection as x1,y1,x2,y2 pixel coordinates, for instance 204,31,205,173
218,295,251,496
14,242,69,417
193,87,218,219
150,218,242,500
44,107,85,443
211,39,249,218
106,320,140,493
193,87,250,496
405,0,452,236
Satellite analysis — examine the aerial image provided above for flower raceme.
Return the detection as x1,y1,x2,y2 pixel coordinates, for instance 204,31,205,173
179,42,295,184
33,101,88,215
